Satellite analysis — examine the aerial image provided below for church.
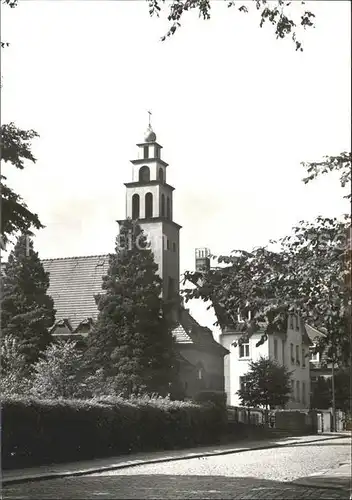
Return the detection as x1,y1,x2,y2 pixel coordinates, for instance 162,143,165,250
42,123,228,399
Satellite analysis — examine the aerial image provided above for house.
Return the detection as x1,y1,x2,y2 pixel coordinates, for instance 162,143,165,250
305,324,331,382
219,314,312,409
38,123,228,399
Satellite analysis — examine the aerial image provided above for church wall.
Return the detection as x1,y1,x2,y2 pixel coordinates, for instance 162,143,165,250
139,220,164,276
132,161,160,182
178,346,225,395
162,221,180,296
126,185,160,218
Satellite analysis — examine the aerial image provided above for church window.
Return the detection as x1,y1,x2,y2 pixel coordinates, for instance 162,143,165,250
158,167,164,183
172,242,176,252
166,197,171,219
132,194,140,219
155,147,160,159
161,194,165,217
167,239,170,250
139,166,150,182
143,146,149,159
145,193,153,218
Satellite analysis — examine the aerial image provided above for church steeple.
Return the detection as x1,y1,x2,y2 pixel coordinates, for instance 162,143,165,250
119,121,182,301
125,124,173,221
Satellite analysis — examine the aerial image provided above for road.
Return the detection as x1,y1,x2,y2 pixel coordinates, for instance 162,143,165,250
3,437,351,499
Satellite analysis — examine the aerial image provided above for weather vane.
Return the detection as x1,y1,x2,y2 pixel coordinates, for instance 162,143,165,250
147,109,152,128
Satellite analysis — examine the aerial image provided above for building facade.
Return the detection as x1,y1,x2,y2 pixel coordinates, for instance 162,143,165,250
219,314,312,409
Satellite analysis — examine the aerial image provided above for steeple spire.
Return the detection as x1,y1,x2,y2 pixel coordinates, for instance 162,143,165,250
144,110,156,143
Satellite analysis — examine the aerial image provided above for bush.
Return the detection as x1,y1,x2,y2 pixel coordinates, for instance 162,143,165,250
194,391,227,408
1,395,226,469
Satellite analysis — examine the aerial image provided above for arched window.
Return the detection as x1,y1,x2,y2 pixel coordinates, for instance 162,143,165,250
161,194,165,217
166,197,171,219
145,192,153,218
139,166,150,182
132,194,140,219
158,167,164,183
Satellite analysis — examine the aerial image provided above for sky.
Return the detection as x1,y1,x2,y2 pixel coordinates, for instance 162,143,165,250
1,0,351,335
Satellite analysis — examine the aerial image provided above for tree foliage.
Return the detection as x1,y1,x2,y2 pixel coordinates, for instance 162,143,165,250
183,215,351,364
237,356,292,411
85,219,177,398
1,123,44,247
149,0,315,51
311,371,351,413
31,340,87,399
302,152,352,200
0,334,31,396
1,234,55,364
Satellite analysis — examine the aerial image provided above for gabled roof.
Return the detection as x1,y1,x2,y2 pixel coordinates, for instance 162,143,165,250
42,254,110,331
175,308,229,354
305,323,326,343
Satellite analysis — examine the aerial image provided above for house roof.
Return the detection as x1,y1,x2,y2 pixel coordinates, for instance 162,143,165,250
305,323,326,343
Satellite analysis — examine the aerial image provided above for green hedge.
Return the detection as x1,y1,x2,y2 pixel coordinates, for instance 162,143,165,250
1,395,226,469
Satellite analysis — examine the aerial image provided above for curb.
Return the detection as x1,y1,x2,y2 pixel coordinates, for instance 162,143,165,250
2,434,348,486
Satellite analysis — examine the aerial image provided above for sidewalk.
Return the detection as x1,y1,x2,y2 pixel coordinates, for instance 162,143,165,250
2,432,350,486
293,461,351,493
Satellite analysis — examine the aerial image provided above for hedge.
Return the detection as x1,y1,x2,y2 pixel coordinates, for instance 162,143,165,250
1,395,226,469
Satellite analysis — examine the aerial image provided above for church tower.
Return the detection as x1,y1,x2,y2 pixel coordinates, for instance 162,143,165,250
117,121,181,301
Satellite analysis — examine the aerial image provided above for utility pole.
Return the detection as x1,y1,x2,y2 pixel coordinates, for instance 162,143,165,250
331,355,336,432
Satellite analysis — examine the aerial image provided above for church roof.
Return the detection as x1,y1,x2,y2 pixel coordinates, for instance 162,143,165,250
42,254,110,331
38,254,227,353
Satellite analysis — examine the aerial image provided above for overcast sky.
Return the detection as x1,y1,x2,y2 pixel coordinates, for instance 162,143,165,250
1,1,351,334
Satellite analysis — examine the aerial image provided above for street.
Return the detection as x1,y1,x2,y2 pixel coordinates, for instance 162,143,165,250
3,436,351,499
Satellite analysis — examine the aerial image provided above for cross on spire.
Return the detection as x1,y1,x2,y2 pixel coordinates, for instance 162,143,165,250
147,110,152,128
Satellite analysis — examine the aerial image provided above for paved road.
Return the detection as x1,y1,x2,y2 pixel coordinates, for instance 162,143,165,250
4,437,351,499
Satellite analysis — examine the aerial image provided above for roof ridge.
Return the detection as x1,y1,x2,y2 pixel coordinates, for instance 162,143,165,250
42,254,110,262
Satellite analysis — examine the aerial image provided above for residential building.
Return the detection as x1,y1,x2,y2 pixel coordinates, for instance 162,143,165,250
219,314,312,409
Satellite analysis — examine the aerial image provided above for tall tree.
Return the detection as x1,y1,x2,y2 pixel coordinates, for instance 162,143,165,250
149,0,315,51
302,152,351,200
1,234,55,364
311,371,351,414
237,356,292,420
85,219,177,397
183,214,351,365
1,123,44,248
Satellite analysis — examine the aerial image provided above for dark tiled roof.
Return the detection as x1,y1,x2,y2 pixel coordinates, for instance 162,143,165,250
3,254,227,353
42,255,110,331
176,308,228,353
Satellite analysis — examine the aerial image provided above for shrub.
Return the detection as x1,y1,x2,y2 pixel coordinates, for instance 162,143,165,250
194,391,227,408
30,340,88,399
1,395,226,469
0,335,31,397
